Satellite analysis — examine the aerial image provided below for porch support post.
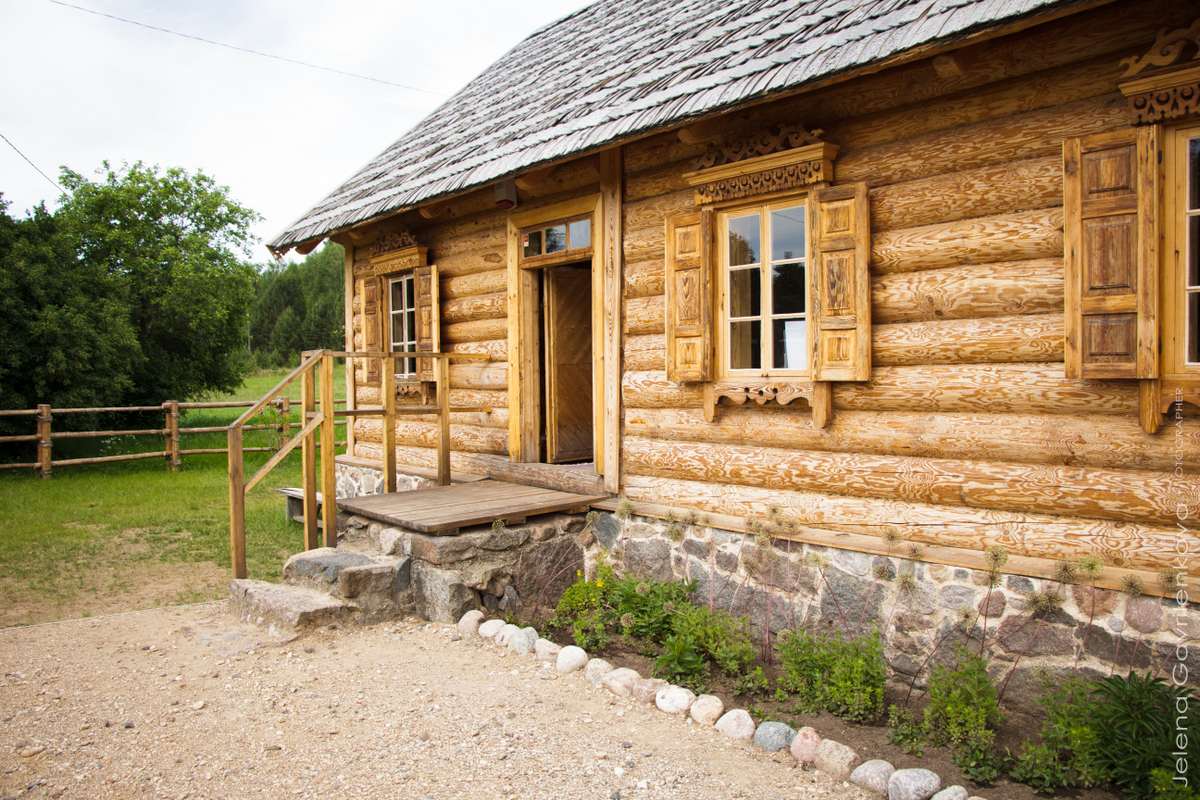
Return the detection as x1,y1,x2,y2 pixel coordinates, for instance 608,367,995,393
301,353,319,551
320,351,337,547
436,355,451,486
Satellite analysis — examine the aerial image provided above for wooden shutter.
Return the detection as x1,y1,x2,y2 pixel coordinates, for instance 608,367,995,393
810,182,871,381
1063,127,1159,380
363,278,382,384
415,264,440,382
665,209,712,381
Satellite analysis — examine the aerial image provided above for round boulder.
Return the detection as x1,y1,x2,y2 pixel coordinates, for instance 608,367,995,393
508,627,538,655
556,645,588,673
689,694,724,726
457,610,484,637
534,638,562,661
632,678,669,704
655,685,696,715
714,709,756,739
931,787,968,800
888,768,941,800
851,760,896,795
754,721,797,752
814,739,860,780
790,726,822,763
478,619,506,639
602,668,642,698
585,658,614,686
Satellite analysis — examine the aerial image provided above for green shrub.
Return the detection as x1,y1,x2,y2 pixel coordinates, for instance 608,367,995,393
1092,673,1197,800
886,705,927,757
734,666,769,696
554,556,614,622
1151,768,1199,800
926,647,1003,784
1007,674,1109,792
571,610,609,651
610,576,694,640
673,604,755,675
653,633,707,690
776,629,885,722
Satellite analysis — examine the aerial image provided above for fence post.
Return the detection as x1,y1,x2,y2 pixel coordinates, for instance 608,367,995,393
278,396,291,447
165,401,180,471
319,351,337,548
36,404,52,479
228,425,246,579
301,354,319,552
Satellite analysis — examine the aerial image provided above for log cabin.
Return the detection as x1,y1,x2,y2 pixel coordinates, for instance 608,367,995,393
267,0,1200,626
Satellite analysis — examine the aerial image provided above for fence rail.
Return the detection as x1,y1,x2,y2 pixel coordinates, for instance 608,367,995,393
0,396,346,475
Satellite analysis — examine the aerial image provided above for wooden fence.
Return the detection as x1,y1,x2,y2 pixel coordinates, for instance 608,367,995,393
0,397,346,476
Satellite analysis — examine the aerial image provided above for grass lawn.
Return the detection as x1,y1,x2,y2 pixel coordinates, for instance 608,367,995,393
0,368,346,627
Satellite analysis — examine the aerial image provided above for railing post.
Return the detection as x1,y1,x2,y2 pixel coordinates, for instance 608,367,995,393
36,404,52,479
165,401,180,471
383,355,397,493
228,425,246,579
319,351,337,548
301,353,319,551
435,355,450,486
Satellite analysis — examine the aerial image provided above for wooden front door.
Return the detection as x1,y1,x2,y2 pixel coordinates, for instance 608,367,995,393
543,266,593,463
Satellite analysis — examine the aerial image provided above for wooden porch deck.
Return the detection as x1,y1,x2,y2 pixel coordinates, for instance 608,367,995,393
336,479,609,535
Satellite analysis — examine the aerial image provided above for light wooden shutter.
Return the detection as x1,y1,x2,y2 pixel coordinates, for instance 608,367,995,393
1063,127,1159,380
665,209,712,381
363,278,382,384
810,182,871,381
415,264,440,382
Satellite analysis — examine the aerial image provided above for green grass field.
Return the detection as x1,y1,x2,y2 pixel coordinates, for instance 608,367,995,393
0,368,346,627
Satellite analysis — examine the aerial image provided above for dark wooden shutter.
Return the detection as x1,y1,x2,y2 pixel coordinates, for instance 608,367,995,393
415,264,440,382
1063,127,1159,380
810,182,871,381
363,278,382,384
665,209,712,381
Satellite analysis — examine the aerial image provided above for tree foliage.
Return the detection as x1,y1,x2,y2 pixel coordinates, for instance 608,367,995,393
249,241,344,368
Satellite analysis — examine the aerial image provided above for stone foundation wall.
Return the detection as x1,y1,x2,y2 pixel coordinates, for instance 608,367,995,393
335,463,432,498
583,511,1200,707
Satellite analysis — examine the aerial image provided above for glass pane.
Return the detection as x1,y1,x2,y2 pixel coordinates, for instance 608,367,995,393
729,320,761,370
523,230,542,258
545,225,567,253
728,213,760,266
1189,291,1199,364
406,310,416,344
772,262,806,315
390,313,402,348
728,267,760,318
1189,215,1200,287
1190,137,1200,211
771,205,806,261
390,280,403,314
773,318,807,371
569,218,591,249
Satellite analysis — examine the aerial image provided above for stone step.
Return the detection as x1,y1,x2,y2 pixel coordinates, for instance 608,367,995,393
229,579,357,637
281,548,413,623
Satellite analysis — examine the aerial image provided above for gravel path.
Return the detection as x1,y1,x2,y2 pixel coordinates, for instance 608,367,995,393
0,603,874,800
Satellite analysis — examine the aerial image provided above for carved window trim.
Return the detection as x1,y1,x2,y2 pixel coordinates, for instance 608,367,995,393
369,245,429,396
1118,17,1200,126
1161,123,1200,392
683,141,839,205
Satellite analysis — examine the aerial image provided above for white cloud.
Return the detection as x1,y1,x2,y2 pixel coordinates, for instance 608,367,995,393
0,0,589,259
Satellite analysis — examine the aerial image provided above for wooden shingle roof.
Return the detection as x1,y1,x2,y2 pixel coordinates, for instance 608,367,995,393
269,0,1070,253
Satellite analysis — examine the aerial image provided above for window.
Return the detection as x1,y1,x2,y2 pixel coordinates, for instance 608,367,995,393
1164,123,1200,377
518,214,592,265
720,200,808,375
387,272,417,377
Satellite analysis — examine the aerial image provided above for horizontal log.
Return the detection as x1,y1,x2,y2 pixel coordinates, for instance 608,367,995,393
869,156,1061,233
429,225,506,263
623,128,709,175
621,475,1191,572
435,243,507,279
447,338,508,362
835,363,1136,415
623,436,1199,527
624,406,1200,474
624,259,665,299
625,159,693,204
871,208,1064,275
824,52,1126,154
625,295,664,336
449,363,508,390
873,313,1063,366
355,418,508,455
623,365,1138,415
837,95,1127,190
624,333,665,372
623,223,666,266
352,445,607,495
442,291,506,324
442,268,506,300
872,258,1063,324
354,387,506,411
623,188,695,231
444,317,508,344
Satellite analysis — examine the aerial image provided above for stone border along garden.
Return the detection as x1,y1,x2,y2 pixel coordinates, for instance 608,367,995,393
455,608,974,800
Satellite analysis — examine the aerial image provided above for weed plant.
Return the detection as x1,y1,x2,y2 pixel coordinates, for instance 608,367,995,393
925,647,1004,784
653,634,707,690
775,628,886,722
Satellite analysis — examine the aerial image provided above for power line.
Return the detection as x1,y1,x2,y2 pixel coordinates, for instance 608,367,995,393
0,131,63,195
44,0,448,97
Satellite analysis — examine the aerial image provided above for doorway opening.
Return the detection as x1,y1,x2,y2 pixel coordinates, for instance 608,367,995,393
538,262,593,464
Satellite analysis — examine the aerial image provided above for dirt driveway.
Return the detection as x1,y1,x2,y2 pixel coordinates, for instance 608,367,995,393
0,603,872,800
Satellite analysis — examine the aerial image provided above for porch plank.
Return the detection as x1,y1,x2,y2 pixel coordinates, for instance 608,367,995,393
336,479,609,534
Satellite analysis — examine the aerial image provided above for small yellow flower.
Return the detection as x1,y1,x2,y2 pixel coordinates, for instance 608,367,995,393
576,570,582,577
597,581,604,588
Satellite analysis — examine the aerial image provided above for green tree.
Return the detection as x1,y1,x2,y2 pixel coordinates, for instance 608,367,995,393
249,241,344,367
56,161,259,404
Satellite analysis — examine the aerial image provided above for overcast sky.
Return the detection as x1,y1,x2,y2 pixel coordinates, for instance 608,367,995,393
0,0,590,261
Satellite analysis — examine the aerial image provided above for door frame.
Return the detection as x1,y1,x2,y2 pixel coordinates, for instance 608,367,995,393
506,150,622,493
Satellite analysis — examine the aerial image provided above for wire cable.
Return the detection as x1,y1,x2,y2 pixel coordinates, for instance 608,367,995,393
0,131,63,195
44,0,448,97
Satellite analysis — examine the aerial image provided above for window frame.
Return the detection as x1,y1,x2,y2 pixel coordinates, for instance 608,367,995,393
1162,122,1200,379
384,271,418,379
715,194,811,379
517,212,594,268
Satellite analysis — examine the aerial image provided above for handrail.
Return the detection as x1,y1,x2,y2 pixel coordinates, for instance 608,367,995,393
226,348,491,578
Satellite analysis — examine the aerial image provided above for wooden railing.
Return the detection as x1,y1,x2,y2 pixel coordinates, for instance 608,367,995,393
0,397,345,476
226,349,490,578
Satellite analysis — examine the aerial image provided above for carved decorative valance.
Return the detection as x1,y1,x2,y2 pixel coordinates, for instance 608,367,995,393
693,125,827,171
684,138,839,205
702,380,819,423
369,229,418,257
1119,18,1200,125
369,245,427,276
